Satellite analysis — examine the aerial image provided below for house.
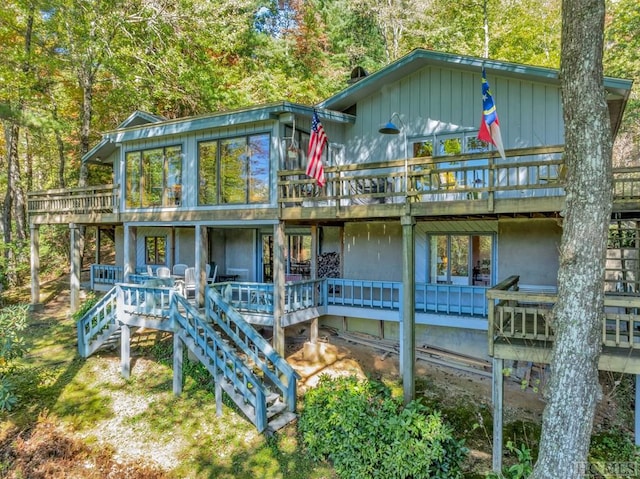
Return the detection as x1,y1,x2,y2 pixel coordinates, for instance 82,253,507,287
27,49,638,466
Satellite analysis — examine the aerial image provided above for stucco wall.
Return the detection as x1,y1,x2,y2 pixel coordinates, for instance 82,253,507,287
497,218,561,286
343,221,402,281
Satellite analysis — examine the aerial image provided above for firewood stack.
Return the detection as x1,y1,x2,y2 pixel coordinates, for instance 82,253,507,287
317,252,340,278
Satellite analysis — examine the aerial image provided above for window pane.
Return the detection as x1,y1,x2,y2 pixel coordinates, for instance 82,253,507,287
145,236,166,264
165,146,182,206
248,133,270,203
466,136,490,153
142,148,163,207
431,235,448,282
199,141,218,205
125,151,141,208
471,235,492,285
450,235,469,280
220,137,247,204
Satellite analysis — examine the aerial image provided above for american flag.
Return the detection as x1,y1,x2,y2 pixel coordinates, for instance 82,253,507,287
306,111,327,187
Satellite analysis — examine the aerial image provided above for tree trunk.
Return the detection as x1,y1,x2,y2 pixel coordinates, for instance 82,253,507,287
531,0,612,477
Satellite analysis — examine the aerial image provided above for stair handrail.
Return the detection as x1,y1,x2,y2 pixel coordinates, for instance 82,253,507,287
206,287,300,412
77,287,118,358
170,293,269,431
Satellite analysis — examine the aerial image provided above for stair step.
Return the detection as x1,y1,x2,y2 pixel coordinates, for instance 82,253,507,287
266,400,286,418
267,412,297,433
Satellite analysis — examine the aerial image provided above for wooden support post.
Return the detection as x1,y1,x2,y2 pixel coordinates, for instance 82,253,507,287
310,225,319,343
173,332,184,395
492,357,504,473
29,224,43,311
70,223,81,314
401,215,415,405
195,225,208,308
95,227,102,265
215,374,223,417
123,225,136,282
273,221,286,356
634,374,640,446
120,323,131,379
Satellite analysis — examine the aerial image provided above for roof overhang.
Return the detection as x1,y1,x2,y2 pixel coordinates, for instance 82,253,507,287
103,102,354,144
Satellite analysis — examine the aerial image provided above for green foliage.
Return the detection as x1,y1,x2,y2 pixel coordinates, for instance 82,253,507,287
71,292,98,323
0,304,28,411
590,427,637,463
485,441,533,479
299,374,467,479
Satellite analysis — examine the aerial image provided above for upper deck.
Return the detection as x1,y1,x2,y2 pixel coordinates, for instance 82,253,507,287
27,145,640,225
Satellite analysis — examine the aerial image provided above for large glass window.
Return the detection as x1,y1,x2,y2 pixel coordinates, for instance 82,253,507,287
429,234,492,286
125,145,182,208
198,133,270,205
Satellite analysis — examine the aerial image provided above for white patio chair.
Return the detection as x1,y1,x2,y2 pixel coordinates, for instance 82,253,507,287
183,267,196,298
172,263,188,277
146,265,154,276
156,266,171,278
207,264,218,284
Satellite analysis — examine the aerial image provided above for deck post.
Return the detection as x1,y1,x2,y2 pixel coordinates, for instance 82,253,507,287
123,225,136,282
195,225,208,307
70,223,81,314
173,332,184,395
492,357,504,473
310,225,318,343
636,374,640,446
120,323,131,379
273,221,286,356
29,224,43,311
401,215,415,404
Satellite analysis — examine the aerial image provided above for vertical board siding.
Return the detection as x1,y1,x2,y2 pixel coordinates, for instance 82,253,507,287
348,65,564,165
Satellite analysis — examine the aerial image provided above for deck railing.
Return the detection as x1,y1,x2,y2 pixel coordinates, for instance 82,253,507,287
204,287,299,415
487,276,640,356
279,145,567,207
26,147,640,218
27,184,118,216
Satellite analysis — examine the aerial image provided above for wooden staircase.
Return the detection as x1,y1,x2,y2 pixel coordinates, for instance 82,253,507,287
77,284,299,434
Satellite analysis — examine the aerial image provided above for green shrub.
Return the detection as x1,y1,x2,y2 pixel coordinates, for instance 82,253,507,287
72,292,98,323
298,374,467,479
0,304,28,411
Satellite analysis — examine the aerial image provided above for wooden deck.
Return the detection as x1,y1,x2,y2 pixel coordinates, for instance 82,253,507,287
487,276,640,374
28,145,640,226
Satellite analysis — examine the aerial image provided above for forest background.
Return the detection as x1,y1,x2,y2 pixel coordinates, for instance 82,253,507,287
0,0,639,286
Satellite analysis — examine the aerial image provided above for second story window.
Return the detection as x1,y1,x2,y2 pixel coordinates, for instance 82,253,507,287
125,145,182,208
198,133,270,205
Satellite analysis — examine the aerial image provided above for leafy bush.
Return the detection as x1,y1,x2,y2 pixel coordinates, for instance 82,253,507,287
0,304,28,411
72,292,98,322
298,374,467,479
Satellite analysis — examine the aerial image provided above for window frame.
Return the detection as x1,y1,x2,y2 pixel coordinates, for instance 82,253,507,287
198,132,271,206
125,144,183,209
145,236,167,265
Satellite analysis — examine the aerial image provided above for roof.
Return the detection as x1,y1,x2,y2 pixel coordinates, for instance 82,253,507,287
101,102,354,145
318,48,633,135
83,111,166,164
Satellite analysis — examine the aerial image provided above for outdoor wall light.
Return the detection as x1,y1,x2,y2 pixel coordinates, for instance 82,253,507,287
379,112,408,189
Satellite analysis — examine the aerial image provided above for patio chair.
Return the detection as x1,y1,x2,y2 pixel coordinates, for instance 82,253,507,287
146,265,154,276
156,266,171,278
172,263,188,277
183,267,196,298
207,264,218,284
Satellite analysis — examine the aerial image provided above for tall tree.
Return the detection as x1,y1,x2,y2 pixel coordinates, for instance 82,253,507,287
531,0,612,477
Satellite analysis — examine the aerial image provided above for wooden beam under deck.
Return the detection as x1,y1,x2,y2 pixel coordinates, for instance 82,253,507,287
493,340,640,375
